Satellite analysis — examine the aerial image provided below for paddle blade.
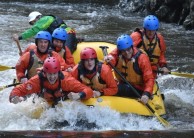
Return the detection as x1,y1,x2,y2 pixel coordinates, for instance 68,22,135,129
171,72,194,79
153,112,171,127
0,86,5,91
0,65,15,71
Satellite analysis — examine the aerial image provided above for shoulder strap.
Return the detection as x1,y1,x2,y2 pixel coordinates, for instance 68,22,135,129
78,62,83,81
38,71,45,96
133,50,142,75
156,34,161,49
97,62,106,84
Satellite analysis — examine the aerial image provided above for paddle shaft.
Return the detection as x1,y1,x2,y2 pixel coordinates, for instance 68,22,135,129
100,46,141,97
100,46,170,127
5,83,21,88
16,40,22,56
0,83,21,91
106,58,156,114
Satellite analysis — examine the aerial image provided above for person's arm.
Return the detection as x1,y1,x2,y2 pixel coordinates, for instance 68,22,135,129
70,65,79,79
61,72,93,100
20,16,54,40
130,31,142,47
22,43,36,55
138,53,155,104
104,48,119,66
138,54,154,96
9,76,41,103
16,52,30,81
99,64,118,96
64,46,75,67
157,34,167,67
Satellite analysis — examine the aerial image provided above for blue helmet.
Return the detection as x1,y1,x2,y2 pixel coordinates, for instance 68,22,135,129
35,31,52,42
52,28,67,41
143,15,159,30
117,34,133,50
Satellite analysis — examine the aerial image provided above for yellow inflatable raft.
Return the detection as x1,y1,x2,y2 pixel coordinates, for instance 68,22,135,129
73,41,166,116
30,41,166,118
73,41,116,63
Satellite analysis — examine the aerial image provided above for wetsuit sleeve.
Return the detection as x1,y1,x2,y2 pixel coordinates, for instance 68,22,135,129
108,48,119,66
64,46,75,67
70,64,79,79
100,64,118,95
130,31,142,47
9,76,41,100
61,72,93,99
138,54,154,94
16,52,31,81
157,34,167,67
22,43,36,55
20,16,54,40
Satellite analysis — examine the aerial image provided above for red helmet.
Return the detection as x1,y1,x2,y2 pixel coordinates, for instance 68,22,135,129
80,47,97,60
43,57,60,73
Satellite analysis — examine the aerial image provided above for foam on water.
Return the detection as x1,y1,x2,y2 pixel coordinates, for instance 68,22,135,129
0,0,194,131
0,95,165,130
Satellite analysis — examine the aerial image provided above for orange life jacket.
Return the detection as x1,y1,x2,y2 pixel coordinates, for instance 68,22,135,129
38,71,67,106
115,50,143,85
135,28,161,65
26,50,43,79
78,62,106,91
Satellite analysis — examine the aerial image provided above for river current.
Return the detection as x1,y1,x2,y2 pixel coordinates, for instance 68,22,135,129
0,1,194,137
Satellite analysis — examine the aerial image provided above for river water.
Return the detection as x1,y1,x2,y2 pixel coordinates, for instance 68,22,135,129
0,1,194,137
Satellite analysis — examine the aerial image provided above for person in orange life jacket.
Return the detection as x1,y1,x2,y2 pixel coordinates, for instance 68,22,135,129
16,31,69,84
70,47,118,98
22,28,75,72
130,15,170,78
12,11,77,53
10,57,93,105
104,34,154,104
51,28,75,72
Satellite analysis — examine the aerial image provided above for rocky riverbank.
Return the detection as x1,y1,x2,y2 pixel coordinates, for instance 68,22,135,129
128,0,194,30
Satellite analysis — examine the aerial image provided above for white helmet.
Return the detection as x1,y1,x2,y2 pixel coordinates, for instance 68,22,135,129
28,11,42,23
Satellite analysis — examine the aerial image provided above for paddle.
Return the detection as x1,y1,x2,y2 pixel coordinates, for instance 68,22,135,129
99,46,170,127
0,83,21,91
16,40,23,56
157,70,194,79
0,65,15,71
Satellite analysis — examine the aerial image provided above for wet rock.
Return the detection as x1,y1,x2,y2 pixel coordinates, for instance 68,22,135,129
183,0,194,30
132,0,194,30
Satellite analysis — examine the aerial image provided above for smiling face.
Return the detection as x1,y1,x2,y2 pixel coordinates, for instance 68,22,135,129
83,58,95,71
37,39,49,53
46,72,59,84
